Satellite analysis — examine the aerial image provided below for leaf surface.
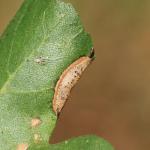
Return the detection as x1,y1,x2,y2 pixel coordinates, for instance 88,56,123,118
0,0,114,149
29,136,114,150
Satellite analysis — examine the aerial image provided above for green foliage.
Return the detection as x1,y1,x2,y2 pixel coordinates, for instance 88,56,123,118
0,0,114,149
29,136,114,150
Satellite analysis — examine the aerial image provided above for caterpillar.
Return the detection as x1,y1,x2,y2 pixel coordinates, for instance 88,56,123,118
53,48,95,115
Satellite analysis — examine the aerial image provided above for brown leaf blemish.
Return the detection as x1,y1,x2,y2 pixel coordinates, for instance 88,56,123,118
31,118,41,127
17,144,28,150
53,56,93,115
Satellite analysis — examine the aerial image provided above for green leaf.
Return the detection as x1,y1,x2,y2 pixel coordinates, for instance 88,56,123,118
0,0,114,149
29,136,114,150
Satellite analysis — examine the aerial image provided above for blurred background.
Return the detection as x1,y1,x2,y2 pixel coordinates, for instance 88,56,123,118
0,0,150,149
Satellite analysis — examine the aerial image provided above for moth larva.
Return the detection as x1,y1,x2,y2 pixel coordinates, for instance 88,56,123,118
53,55,93,115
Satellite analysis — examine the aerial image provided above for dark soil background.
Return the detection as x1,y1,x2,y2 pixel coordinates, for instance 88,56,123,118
1,0,150,150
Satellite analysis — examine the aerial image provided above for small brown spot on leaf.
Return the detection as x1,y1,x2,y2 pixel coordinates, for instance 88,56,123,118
31,118,41,127
17,144,28,150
